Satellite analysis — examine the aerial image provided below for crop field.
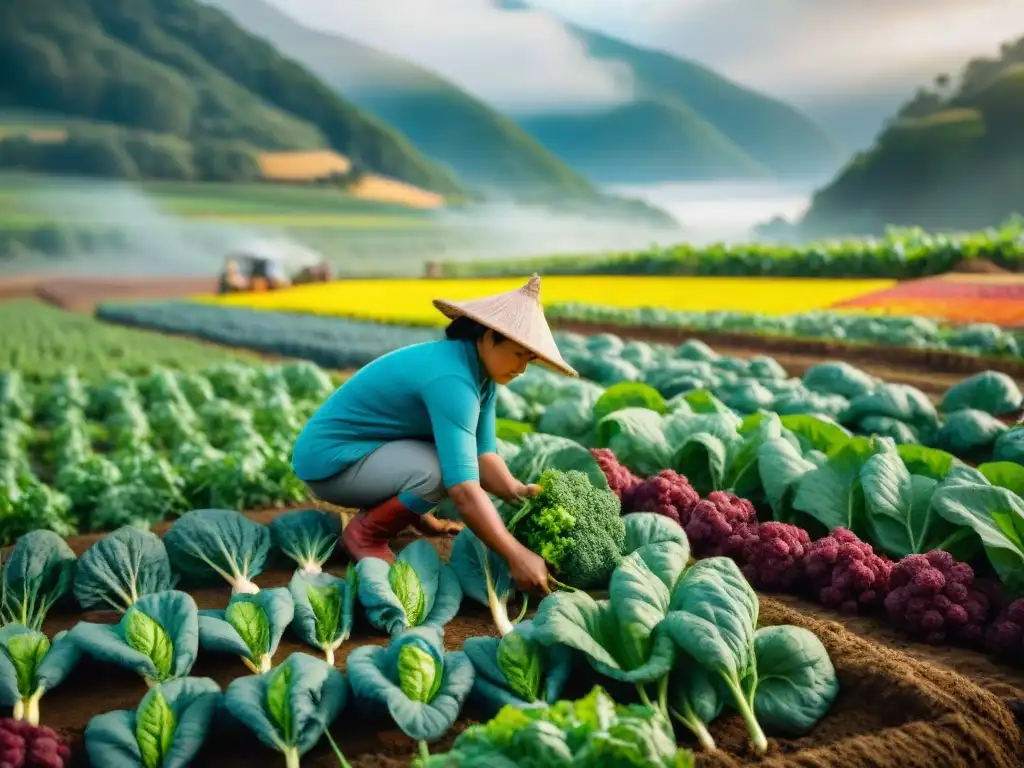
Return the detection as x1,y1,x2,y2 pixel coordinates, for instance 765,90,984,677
3,264,1024,767
200,276,898,323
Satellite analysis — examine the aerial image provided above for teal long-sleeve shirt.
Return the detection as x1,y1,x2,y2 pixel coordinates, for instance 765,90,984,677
291,339,497,490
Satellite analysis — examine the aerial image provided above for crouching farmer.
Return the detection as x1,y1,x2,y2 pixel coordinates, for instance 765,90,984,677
290,275,578,594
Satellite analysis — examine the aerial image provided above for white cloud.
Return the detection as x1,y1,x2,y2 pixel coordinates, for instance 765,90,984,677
267,0,634,113
532,0,1024,102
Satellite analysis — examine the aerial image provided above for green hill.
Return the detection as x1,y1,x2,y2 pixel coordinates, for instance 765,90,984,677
565,26,843,180
202,0,598,197
518,99,771,183
0,0,463,193
204,0,841,186
801,37,1024,235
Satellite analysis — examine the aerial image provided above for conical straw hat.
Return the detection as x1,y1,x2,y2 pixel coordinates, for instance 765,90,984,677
433,274,578,377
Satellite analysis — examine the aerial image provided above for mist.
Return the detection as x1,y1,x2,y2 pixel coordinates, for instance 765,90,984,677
2,177,691,279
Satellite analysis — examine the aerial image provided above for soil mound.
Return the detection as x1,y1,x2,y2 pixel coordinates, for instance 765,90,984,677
952,258,1011,274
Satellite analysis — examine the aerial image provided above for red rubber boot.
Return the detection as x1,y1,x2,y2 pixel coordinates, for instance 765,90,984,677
341,497,418,563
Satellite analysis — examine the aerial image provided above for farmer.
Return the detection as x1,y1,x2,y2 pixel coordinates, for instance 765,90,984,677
291,274,578,594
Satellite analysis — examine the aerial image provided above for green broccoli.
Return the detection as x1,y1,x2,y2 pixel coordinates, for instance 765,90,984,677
505,469,624,589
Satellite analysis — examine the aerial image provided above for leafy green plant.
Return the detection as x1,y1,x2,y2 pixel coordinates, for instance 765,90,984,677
355,539,462,636
84,677,222,768
0,530,77,631
531,540,688,697
0,624,80,725
73,526,178,613
621,513,691,558
269,509,341,575
662,557,765,753
413,685,694,768
224,652,348,768
347,626,474,742
288,570,356,665
164,508,272,593
449,528,526,636
198,588,294,674
71,590,199,685
462,619,572,714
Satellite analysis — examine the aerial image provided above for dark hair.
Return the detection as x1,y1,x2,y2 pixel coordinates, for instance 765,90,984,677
444,316,507,344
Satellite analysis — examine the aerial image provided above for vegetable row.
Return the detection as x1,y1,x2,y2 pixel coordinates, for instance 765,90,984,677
0,361,338,544
2,503,840,765
548,302,1024,359
95,302,443,370
436,218,1024,278
494,422,1024,665
497,332,1024,466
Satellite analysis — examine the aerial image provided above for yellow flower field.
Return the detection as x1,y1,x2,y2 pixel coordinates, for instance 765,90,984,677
201,276,897,325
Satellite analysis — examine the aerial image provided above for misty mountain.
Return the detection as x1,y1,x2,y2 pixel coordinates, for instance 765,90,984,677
801,35,1024,235
202,0,597,198
522,20,845,183
205,0,843,185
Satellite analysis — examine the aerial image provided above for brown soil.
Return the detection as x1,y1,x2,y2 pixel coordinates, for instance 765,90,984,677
0,275,218,312
552,320,1020,395
951,258,1011,275
32,514,1024,768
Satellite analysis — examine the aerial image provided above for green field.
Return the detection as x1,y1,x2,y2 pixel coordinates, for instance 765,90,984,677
0,300,262,379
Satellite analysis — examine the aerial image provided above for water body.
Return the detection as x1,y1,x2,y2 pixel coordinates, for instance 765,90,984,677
608,180,815,244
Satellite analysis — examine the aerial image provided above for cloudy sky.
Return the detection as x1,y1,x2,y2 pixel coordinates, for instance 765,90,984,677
269,0,1024,143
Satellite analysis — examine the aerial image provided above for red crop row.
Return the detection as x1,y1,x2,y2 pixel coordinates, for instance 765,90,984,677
591,448,1024,664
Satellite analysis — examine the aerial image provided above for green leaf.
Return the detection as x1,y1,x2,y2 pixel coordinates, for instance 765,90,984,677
136,687,176,768
496,632,541,703
860,442,950,557
307,584,342,648
932,482,1024,594
397,643,440,704
594,383,668,424
226,600,271,661
757,437,816,524
265,661,294,744
896,444,956,480
390,561,427,627
792,437,880,535
752,626,839,736
6,632,49,696
124,608,174,681
979,462,1024,498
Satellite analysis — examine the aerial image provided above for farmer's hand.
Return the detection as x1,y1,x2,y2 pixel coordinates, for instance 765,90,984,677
509,546,552,595
509,482,542,503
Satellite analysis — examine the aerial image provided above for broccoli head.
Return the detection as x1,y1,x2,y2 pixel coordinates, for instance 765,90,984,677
506,469,624,589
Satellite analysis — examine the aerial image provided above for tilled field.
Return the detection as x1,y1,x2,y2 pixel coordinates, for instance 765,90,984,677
32,511,1024,768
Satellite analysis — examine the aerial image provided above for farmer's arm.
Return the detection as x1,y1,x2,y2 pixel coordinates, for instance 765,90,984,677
473,388,529,502
422,378,521,558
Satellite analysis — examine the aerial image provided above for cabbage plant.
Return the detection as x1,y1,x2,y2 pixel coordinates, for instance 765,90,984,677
462,619,571,714
163,508,272,594
198,588,294,673
224,652,347,768
288,570,356,665
0,624,80,725
71,590,199,686
0,529,77,631
73,527,178,613
84,677,222,768
269,509,341,575
347,626,474,742
355,540,462,636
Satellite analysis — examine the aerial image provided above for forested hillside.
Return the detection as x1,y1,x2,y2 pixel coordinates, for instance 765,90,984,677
0,0,463,192
801,36,1024,235
203,0,598,198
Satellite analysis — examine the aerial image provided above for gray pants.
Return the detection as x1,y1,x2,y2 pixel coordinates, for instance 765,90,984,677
304,440,445,515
